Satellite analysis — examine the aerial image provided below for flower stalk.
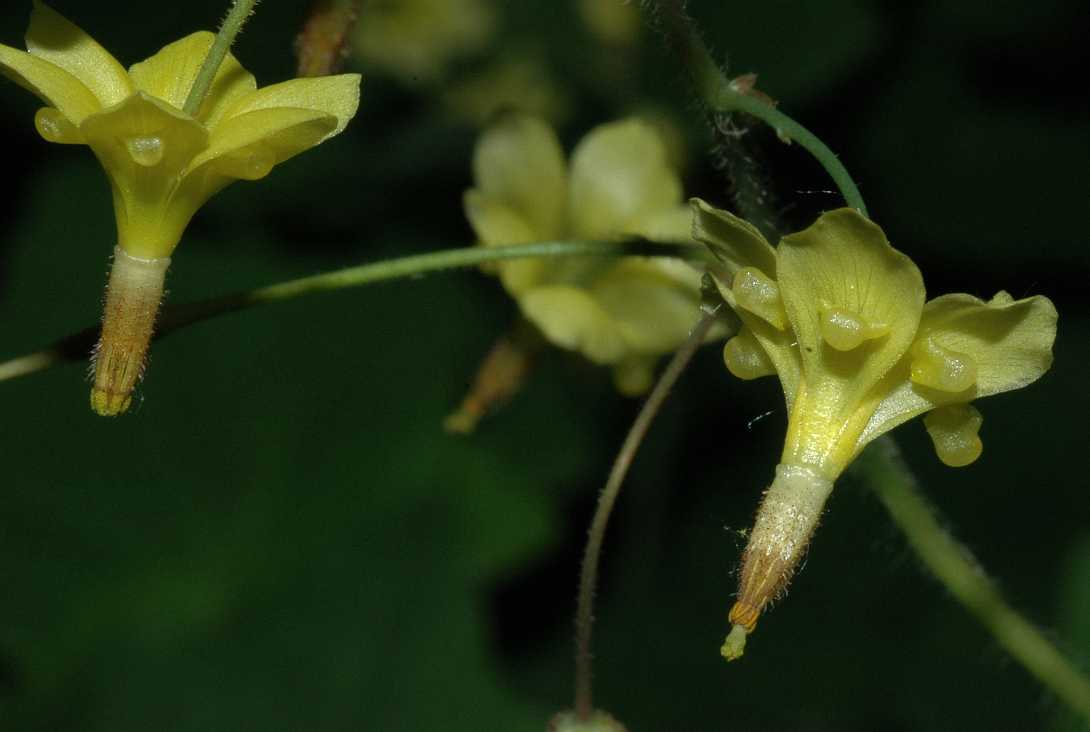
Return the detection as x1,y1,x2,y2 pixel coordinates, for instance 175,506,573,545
182,0,262,115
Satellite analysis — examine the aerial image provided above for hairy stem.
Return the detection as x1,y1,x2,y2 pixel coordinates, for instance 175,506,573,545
855,439,1090,725
0,239,705,385
645,0,868,217
183,0,262,115
574,311,719,719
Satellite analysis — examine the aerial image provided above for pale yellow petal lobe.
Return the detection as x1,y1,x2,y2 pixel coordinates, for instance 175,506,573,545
568,119,680,238
471,113,567,240
690,197,777,278
0,43,100,124
223,74,361,140
27,2,130,107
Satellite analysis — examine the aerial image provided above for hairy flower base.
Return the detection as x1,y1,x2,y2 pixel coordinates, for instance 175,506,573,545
723,464,833,659
90,248,170,416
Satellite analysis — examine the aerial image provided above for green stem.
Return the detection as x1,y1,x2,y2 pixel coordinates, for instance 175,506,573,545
712,91,868,217
183,0,262,116
855,439,1090,725
646,0,868,217
573,311,720,719
0,239,705,385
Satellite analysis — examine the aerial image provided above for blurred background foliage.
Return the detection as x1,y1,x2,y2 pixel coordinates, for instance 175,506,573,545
0,0,1088,729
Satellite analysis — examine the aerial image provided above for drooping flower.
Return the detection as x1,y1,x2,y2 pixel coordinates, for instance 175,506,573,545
0,2,361,415
464,114,706,395
691,198,1057,658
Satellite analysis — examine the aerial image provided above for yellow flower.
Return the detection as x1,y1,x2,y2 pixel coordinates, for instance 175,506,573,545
691,199,1057,655
354,0,495,83
1,2,361,415
465,114,706,394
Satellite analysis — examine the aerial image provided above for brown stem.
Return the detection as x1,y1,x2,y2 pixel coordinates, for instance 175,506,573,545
573,312,717,719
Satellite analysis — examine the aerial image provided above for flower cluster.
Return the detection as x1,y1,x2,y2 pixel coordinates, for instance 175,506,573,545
691,199,1057,656
465,114,706,394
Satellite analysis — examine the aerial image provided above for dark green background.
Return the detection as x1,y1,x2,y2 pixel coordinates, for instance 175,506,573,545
1,1,1088,729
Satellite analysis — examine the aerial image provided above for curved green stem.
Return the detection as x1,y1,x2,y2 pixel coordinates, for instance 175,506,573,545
855,439,1090,725
646,0,868,217
574,311,719,719
0,239,705,385
712,91,868,216
183,0,262,115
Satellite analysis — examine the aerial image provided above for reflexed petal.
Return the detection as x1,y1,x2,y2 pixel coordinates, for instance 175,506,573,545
924,404,983,467
778,208,925,419
129,32,256,124
519,286,627,364
26,1,130,107
188,107,337,178
568,118,680,239
222,74,361,140
915,291,1056,397
855,291,1056,451
472,113,567,240
463,190,546,293
0,44,100,124
690,198,777,278
589,259,701,354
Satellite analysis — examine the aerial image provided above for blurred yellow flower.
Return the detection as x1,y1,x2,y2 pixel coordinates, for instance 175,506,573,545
0,2,361,415
577,0,641,47
354,0,495,83
465,114,705,394
442,54,570,127
692,199,1057,653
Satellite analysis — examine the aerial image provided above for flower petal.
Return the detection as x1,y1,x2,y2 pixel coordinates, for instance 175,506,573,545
188,107,337,179
778,208,924,417
81,92,210,256
26,1,130,108
471,113,567,240
518,286,627,364
568,118,681,239
690,198,777,278
463,190,547,293
128,31,257,125
855,291,1057,450
588,259,702,354
915,291,1057,396
222,74,361,140
692,200,799,407
0,43,100,124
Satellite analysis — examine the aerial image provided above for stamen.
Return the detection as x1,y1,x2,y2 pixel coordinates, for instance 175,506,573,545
732,267,788,330
910,336,977,393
